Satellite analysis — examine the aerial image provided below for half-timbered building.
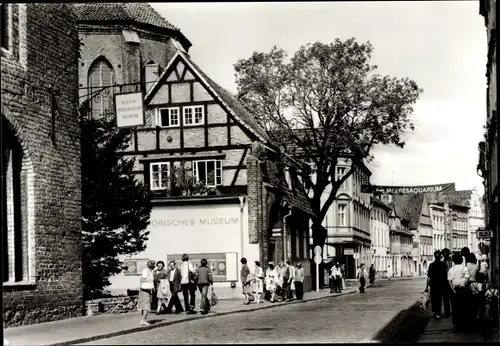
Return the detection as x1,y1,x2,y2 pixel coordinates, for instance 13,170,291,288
75,3,314,298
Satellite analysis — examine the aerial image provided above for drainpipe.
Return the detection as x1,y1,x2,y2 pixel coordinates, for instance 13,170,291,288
239,196,246,259
283,204,292,262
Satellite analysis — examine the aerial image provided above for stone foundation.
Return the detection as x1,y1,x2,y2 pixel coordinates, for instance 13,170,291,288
85,296,139,315
3,305,82,327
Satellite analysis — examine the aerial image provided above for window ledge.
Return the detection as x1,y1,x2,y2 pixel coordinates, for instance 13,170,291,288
3,280,37,289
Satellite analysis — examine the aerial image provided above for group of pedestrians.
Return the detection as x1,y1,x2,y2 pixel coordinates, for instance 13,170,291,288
240,258,306,304
137,254,216,326
425,247,492,331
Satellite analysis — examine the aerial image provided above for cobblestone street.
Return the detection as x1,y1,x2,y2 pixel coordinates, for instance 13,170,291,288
81,278,425,344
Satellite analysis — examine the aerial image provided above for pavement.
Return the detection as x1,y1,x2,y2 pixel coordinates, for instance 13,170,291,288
79,277,426,344
4,286,358,346
417,307,499,343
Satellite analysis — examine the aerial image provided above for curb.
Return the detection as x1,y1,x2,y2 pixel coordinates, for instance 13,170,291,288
51,289,356,346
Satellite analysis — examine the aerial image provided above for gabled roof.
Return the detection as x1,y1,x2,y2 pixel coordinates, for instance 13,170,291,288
426,190,472,208
73,3,191,49
391,194,427,229
145,50,273,145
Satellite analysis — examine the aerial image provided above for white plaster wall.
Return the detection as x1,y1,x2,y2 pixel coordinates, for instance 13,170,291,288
109,200,259,298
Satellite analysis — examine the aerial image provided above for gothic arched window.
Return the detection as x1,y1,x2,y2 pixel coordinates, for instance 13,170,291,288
88,57,115,119
2,121,31,283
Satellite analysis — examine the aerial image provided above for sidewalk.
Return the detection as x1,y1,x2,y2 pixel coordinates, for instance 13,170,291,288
4,288,356,346
417,314,495,343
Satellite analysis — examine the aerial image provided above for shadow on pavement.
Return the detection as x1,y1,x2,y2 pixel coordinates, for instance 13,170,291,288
373,301,432,343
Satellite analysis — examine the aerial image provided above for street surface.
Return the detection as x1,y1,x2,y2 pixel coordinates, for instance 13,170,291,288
81,278,425,344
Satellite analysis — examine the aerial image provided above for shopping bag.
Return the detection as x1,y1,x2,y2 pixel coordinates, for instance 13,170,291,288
210,286,219,306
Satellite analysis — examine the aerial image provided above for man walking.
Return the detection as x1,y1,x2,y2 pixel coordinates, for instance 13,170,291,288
442,248,453,318
425,250,448,319
165,261,184,314
180,254,197,314
295,263,305,300
282,261,291,302
357,263,368,293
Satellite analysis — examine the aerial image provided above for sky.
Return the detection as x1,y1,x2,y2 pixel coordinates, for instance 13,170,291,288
151,1,488,195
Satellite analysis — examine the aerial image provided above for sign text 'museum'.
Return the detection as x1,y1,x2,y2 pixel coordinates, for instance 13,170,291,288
151,217,239,227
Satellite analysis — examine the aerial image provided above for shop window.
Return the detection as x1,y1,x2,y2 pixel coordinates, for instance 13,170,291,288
1,3,8,50
2,123,30,283
150,162,170,190
193,160,222,187
183,106,204,126
88,57,115,119
158,107,180,127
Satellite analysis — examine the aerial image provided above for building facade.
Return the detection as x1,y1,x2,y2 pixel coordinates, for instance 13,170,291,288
2,4,82,327
451,205,470,253
74,3,313,298
478,0,498,335
319,158,372,279
387,200,414,277
370,197,391,276
468,188,486,258
429,204,446,252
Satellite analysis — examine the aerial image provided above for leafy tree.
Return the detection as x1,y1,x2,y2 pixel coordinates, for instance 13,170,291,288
81,112,153,299
234,38,423,248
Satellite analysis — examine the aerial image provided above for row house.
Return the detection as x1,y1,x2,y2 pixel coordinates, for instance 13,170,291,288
428,204,446,252
370,197,391,276
426,190,472,254
479,0,498,332
468,187,486,258
75,3,314,298
393,194,433,275
318,158,372,279
380,195,414,277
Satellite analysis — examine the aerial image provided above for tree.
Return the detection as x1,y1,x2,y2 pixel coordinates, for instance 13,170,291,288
234,38,423,248
81,113,153,299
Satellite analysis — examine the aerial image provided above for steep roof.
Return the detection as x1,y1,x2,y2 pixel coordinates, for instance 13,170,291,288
73,3,191,48
426,190,472,208
392,194,413,220
145,50,274,146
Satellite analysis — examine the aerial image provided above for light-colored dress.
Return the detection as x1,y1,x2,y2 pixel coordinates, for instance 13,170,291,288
138,268,154,311
265,269,278,293
254,266,264,294
155,269,171,299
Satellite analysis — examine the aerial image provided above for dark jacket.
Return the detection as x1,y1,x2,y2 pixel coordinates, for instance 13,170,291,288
167,268,182,294
196,266,213,285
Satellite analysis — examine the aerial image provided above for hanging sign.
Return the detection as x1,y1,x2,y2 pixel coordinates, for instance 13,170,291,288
361,183,455,195
114,92,145,128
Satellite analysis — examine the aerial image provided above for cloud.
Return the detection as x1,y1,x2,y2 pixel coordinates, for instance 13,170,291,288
368,99,485,193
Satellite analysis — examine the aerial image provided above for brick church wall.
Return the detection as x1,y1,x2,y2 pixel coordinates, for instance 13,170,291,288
2,3,82,327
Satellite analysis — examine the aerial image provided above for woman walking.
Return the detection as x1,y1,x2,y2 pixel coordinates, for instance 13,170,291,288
448,252,470,330
253,261,264,303
154,261,170,315
240,258,252,305
195,258,213,314
265,263,278,302
369,264,376,286
138,260,156,326
276,261,285,301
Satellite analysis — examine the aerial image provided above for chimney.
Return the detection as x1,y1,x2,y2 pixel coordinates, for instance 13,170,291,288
144,61,160,94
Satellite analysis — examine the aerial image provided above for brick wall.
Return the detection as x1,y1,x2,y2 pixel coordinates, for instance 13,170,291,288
2,3,82,327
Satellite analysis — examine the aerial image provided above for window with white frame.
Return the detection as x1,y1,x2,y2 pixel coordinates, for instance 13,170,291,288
159,107,180,127
337,204,347,226
1,3,9,50
150,162,170,190
193,160,222,187
336,167,346,187
183,105,204,126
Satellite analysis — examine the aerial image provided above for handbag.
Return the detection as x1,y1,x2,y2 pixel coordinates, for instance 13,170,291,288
210,286,219,306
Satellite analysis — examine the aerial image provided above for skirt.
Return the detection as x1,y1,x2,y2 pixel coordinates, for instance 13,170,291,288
254,279,263,294
242,282,252,295
157,279,171,299
138,289,153,311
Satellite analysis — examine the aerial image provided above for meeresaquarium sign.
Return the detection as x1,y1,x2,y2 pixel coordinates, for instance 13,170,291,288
361,183,455,195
